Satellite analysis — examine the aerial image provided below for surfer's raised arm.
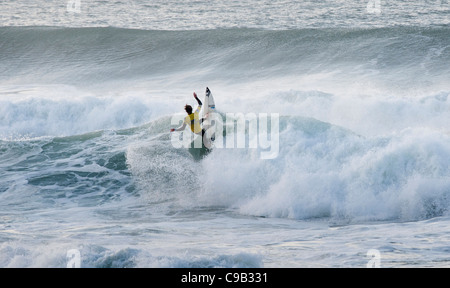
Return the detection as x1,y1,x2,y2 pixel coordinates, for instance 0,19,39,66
194,92,202,106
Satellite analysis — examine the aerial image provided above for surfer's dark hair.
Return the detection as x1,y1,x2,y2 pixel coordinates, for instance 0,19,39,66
185,104,193,114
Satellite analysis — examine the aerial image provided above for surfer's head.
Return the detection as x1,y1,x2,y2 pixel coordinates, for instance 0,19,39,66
184,104,193,114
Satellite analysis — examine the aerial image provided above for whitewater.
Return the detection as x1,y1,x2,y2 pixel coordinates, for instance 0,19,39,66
1,0,450,268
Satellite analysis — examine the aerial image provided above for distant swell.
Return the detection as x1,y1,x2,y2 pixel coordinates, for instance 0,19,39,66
1,26,449,89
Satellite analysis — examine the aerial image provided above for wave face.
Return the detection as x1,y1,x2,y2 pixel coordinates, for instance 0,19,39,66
1,26,449,136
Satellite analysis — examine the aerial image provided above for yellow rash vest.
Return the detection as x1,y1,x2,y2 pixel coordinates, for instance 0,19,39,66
184,105,202,134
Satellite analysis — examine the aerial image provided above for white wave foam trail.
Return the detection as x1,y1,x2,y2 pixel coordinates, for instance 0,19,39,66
198,114,450,222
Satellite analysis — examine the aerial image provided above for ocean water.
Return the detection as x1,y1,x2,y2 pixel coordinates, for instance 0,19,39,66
1,0,450,268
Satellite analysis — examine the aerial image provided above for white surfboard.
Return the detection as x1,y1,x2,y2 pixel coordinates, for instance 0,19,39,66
202,87,215,121
202,87,216,149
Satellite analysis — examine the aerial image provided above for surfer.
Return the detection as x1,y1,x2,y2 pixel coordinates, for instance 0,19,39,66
170,92,206,137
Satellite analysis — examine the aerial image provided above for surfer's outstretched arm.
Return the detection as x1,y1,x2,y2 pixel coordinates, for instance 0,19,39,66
170,122,186,132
